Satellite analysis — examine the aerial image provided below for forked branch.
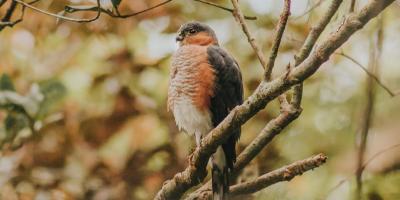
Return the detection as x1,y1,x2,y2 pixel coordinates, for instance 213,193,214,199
188,154,327,199
155,0,395,199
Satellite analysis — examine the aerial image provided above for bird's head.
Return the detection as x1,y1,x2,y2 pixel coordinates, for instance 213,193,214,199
176,21,218,46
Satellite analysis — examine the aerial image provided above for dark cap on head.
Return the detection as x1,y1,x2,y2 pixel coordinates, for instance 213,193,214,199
176,21,217,43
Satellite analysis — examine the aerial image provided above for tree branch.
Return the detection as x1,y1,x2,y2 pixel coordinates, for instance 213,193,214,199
0,1,17,30
13,0,101,23
264,0,291,80
294,0,325,20
64,0,172,19
10,0,255,26
324,143,400,199
230,153,327,196
236,0,343,171
230,0,268,71
355,15,382,200
186,2,342,198
155,0,395,199
193,0,256,20
104,0,173,18
3,0,17,20
188,154,327,199
64,0,256,20
334,52,399,97
0,0,39,31
292,0,343,108
233,103,300,174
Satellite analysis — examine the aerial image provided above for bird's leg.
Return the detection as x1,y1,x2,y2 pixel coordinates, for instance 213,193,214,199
188,132,202,165
188,132,207,184
195,131,203,147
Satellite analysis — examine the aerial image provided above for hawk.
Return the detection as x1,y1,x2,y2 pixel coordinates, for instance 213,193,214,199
168,21,243,200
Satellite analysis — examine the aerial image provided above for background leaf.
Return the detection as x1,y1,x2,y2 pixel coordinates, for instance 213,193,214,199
4,112,30,143
0,74,15,91
37,79,66,118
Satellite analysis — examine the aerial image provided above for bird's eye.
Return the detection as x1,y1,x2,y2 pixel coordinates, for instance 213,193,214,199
189,29,196,34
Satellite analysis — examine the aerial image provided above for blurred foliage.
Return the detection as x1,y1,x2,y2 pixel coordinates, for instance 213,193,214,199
0,0,400,200
0,73,66,149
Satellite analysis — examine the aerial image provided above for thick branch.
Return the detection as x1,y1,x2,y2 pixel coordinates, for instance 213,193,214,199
186,87,301,200
155,1,394,199
231,153,327,195
186,2,342,197
190,154,327,199
235,0,343,174
234,0,343,179
233,104,300,173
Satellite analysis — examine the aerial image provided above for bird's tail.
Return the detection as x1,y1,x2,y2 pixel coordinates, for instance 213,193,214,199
212,146,229,200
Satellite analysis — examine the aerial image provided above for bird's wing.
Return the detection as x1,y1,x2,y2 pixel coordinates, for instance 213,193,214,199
207,45,244,169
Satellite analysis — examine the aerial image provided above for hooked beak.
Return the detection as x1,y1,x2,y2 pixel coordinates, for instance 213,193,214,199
176,35,184,42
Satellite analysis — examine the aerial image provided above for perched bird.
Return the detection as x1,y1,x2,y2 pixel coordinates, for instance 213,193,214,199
168,21,243,200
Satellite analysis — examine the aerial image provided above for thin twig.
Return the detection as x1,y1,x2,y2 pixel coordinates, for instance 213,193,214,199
323,143,400,199
294,0,325,20
355,15,382,199
193,0,256,20
64,0,256,21
13,0,101,23
64,2,165,19
362,143,400,170
264,0,291,80
0,0,39,30
230,0,268,71
110,0,173,18
292,0,343,108
335,52,398,97
264,0,291,127
64,5,114,16
3,0,17,21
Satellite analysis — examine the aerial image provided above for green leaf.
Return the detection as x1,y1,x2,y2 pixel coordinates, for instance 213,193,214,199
39,79,66,103
4,112,29,143
0,74,15,91
36,79,66,118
